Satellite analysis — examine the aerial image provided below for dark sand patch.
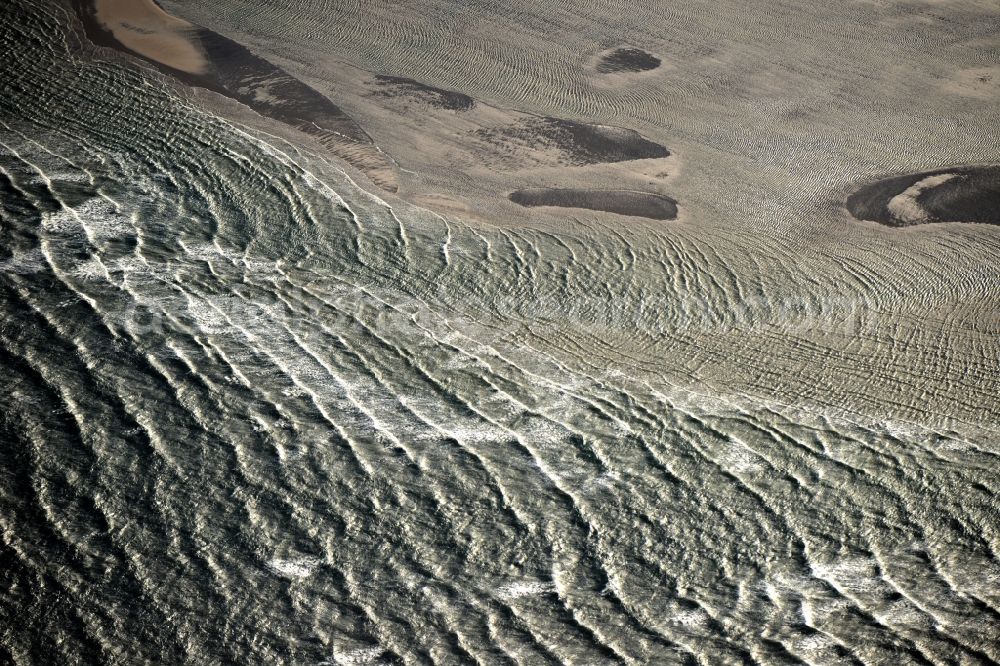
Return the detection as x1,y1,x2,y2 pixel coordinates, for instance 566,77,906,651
72,0,397,191
196,31,372,143
509,188,677,220
596,48,661,74
373,75,474,111
477,118,668,166
847,165,1000,226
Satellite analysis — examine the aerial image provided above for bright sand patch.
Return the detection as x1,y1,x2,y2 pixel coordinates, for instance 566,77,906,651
94,0,208,75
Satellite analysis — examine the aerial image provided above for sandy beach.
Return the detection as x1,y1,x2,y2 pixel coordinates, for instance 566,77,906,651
93,0,208,74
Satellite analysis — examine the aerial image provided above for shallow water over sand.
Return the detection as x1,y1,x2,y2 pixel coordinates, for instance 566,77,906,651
2,0,999,663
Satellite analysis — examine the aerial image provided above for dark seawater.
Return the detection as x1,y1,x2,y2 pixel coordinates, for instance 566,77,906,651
2,2,999,665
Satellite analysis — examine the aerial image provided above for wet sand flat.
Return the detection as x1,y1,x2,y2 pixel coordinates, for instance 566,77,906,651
74,0,397,191
76,1,677,219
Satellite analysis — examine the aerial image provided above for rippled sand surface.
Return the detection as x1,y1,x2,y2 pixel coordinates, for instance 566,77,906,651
2,0,999,664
